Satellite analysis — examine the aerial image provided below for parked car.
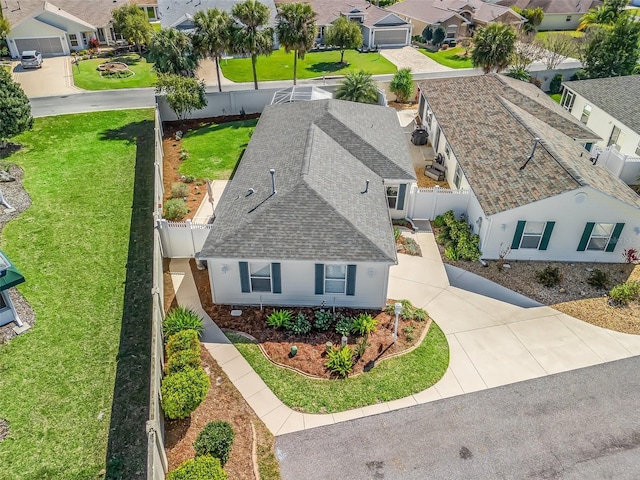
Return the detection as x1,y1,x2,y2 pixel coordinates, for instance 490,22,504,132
20,51,43,69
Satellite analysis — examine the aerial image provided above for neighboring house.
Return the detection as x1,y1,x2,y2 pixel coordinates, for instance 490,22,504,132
4,0,158,58
387,0,524,40
494,0,602,31
276,0,413,48
416,74,640,263
198,99,416,309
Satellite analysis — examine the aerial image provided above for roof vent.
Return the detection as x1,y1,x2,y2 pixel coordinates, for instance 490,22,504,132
269,169,276,195
246,188,255,197
519,137,541,171
361,179,370,194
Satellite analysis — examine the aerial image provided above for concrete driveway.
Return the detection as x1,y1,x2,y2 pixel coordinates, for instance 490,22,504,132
381,46,453,74
12,56,80,98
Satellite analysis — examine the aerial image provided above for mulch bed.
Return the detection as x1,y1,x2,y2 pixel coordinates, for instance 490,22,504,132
188,260,428,378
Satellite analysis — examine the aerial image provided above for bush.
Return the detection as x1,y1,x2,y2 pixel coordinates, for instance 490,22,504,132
355,336,368,359
164,198,188,220
266,309,291,329
435,211,482,261
403,237,421,256
549,73,563,94
161,367,210,419
442,210,455,225
167,455,227,480
193,421,235,466
444,246,459,261
166,329,200,358
529,76,542,88
287,312,312,335
393,226,402,242
184,175,196,183
335,315,354,336
171,182,190,198
314,309,333,331
413,308,428,322
587,269,609,288
325,345,354,377
609,282,640,305
535,266,562,287
165,349,201,374
432,215,445,228
351,313,377,336
386,299,417,320
163,306,203,338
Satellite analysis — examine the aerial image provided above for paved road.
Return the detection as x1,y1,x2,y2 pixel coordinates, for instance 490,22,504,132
30,88,157,117
276,355,640,480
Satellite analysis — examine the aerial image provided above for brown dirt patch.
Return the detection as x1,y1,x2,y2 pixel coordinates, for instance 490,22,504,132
0,419,8,443
414,167,450,189
189,260,428,378
388,101,418,110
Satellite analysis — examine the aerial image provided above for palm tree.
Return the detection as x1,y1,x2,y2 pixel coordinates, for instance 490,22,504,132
230,0,274,90
193,9,233,92
471,23,516,74
276,2,317,85
335,70,378,104
577,0,628,31
149,28,200,77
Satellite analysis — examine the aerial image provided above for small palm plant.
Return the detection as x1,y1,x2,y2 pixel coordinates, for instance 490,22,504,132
335,70,378,104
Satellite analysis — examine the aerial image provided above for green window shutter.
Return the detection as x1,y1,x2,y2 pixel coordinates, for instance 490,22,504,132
346,265,357,296
511,221,526,250
272,263,281,293
577,222,595,251
315,264,324,295
239,261,250,293
397,184,407,210
539,222,555,251
605,223,624,252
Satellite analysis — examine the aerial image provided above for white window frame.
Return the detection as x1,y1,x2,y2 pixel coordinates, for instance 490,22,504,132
580,105,591,124
325,265,347,294
249,262,272,292
386,185,398,209
453,164,462,189
69,33,79,47
444,142,451,158
587,223,615,251
520,221,546,249
561,91,575,111
636,141,640,157
608,126,624,150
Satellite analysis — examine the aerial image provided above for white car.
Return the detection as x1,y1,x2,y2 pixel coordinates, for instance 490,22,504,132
20,50,43,69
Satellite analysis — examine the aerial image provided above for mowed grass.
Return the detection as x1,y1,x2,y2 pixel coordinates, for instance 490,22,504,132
549,93,562,103
180,119,258,179
0,109,155,480
220,48,396,82
226,321,449,414
72,53,157,90
419,46,473,69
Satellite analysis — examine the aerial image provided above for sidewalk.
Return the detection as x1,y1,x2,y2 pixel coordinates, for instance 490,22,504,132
169,231,640,436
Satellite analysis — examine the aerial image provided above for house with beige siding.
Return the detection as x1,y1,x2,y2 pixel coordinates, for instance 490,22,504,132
495,0,602,31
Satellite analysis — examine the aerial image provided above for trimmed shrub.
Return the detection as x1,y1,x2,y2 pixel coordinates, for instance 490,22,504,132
287,313,312,335
432,215,445,228
587,269,609,288
167,455,227,480
164,198,188,220
444,246,459,261
351,313,377,336
266,309,292,329
171,182,190,198
161,367,210,419
549,73,563,94
165,349,201,374
163,305,203,338
325,345,354,378
536,266,562,287
166,329,200,358
609,282,640,305
193,421,235,466
335,315,354,336
413,307,428,322
314,309,333,331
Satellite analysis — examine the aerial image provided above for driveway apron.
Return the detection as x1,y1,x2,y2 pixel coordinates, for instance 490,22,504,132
12,56,80,98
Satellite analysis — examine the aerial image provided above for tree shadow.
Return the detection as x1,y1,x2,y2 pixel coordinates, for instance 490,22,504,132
99,119,155,480
305,61,349,74
180,119,258,140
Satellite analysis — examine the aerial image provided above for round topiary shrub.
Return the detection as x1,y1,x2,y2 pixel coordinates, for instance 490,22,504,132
163,305,203,338
165,349,201,374
161,367,210,420
164,198,188,220
167,455,227,480
193,420,235,466
165,329,200,358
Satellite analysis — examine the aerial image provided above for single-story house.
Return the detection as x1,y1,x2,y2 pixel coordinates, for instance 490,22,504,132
4,0,159,58
494,0,602,31
416,74,640,263
387,0,524,40
276,0,413,48
198,99,416,309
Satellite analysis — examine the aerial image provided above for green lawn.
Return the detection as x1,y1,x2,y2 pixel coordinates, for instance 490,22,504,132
0,110,155,480
220,48,396,82
180,119,258,180
419,47,473,69
535,30,585,40
72,53,157,90
549,93,562,103
226,321,449,414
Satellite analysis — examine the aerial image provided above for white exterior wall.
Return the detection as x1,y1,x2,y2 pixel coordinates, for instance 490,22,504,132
564,90,640,157
205,258,391,309
539,13,583,31
7,20,69,57
481,186,640,262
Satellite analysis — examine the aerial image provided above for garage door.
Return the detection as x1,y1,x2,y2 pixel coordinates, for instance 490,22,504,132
15,37,64,56
372,29,408,46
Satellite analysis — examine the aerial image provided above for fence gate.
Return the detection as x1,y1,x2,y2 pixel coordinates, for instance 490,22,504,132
407,186,471,220
157,219,214,258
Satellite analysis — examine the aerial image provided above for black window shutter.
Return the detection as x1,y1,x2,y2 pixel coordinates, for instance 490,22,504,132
315,264,324,295
539,222,555,251
346,265,357,296
397,184,407,210
605,223,624,252
272,263,281,293
239,262,250,293
511,221,526,250
577,223,595,251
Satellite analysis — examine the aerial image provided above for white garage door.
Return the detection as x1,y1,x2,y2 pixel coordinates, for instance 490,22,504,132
15,37,64,56
372,29,408,46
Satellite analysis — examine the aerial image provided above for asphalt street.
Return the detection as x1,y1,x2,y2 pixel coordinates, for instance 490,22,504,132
276,355,640,480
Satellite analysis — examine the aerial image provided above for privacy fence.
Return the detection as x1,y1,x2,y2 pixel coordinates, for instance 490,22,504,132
406,186,472,220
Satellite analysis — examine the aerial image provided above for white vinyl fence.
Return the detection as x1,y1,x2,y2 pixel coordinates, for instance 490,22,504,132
593,145,640,185
157,219,214,258
407,186,471,220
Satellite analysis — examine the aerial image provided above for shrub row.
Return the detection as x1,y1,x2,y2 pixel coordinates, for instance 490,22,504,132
433,210,482,262
266,309,379,337
385,299,428,322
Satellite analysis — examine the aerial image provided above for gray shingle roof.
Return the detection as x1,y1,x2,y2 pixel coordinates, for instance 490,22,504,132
563,75,640,136
200,99,415,262
418,74,640,216
159,0,278,28
496,0,601,14
276,0,409,27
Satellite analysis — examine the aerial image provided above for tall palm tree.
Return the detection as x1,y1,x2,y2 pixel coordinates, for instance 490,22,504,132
578,0,628,31
193,9,233,92
230,0,274,90
276,2,317,85
471,23,516,74
335,70,378,104
149,28,199,77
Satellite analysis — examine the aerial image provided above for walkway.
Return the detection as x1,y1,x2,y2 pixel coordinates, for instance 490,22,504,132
169,230,640,437
380,46,453,74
